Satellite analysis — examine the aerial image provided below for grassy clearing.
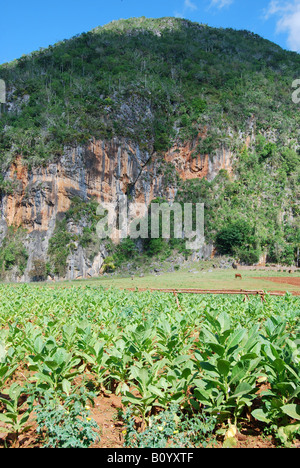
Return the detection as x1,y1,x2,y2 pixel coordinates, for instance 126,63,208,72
53,268,300,293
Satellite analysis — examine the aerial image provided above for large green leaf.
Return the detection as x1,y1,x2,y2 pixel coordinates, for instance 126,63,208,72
281,404,300,421
0,413,13,424
199,361,219,377
252,408,271,423
217,359,230,377
277,423,300,444
62,378,71,395
218,312,231,333
194,388,212,406
33,336,44,354
272,358,286,374
208,343,225,357
227,329,247,351
231,382,254,399
0,344,6,363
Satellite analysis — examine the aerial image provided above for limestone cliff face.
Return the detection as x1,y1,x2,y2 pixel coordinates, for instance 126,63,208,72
0,136,233,281
165,144,233,181
0,138,174,280
2,139,150,233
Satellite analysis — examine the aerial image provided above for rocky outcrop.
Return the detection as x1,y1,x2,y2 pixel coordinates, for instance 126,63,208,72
165,144,233,181
0,136,234,281
2,139,150,233
165,130,234,181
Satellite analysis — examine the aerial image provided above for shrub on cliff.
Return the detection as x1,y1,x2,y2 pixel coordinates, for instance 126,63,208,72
29,259,50,282
48,219,75,277
0,227,28,278
215,220,254,256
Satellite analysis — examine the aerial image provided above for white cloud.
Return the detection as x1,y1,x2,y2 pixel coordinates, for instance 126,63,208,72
184,0,198,11
210,0,234,8
175,0,233,18
174,11,184,18
265,0,300,51
174,0,198,18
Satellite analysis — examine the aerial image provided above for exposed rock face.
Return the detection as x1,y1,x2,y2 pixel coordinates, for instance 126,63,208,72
165,146,233,181
0,136,233,281
2,139,151,233
165,138,233,182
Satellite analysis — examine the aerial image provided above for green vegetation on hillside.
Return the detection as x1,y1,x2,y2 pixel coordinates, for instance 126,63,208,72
112,137,300,265
174,141,300,265
0,17,299,167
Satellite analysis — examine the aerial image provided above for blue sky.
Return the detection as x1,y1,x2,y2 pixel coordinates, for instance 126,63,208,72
1,0,300,64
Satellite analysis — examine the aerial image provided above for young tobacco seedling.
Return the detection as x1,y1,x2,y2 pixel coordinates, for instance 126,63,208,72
0,383,34,447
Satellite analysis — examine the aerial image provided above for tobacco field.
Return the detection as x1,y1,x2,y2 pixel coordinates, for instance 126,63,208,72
0,284,299,448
